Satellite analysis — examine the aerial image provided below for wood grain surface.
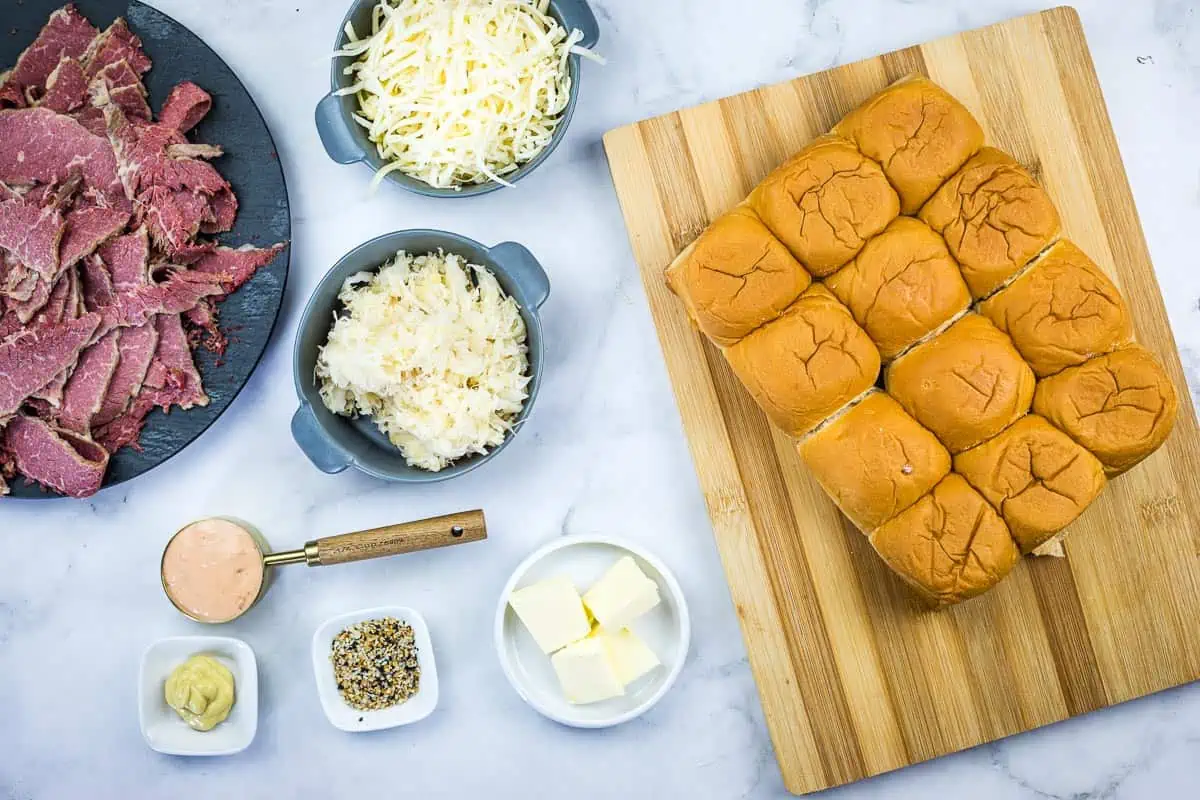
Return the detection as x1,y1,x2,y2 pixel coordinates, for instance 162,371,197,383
603,7,1200,795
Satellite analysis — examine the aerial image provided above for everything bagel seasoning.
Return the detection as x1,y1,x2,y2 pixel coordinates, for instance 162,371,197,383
331,617,421,711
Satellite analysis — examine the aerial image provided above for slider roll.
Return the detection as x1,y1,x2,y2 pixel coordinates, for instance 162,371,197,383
833,75,985,214
919,148,1061,299
800,391,951,533
825,217,971,360
979,240,1132,377
723,285,881,438
665,206,812,346
885,315,1036,453
749,136,900,277
954,415,1106,553
1033,345,1178,475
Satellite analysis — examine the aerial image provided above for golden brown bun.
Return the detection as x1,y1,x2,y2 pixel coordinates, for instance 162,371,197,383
979,240,1131,377
919,148,1061,299
833,75,985,214
825,217,971,360
1033,346,1178,474
724,284,881,437
885,314,1036,452
868,474,1020,607
665,206,812,345
953,415,1106,553
749,135,899,277
800,390,951,532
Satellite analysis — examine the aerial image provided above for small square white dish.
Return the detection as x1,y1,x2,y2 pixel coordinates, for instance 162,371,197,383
138,636,258,756
311,606,438,732
495,536,691,728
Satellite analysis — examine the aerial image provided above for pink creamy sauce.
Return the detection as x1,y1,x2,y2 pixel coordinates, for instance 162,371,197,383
162,518,264,622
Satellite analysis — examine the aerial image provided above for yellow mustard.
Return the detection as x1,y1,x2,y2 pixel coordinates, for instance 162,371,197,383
164,655,236,731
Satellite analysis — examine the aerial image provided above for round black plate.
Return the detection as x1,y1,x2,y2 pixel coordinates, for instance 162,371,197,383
2,0,291,498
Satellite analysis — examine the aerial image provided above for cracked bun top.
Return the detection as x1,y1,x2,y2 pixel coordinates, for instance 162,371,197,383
919,147,1061,299
868,474,1020,607
723,284,881,437
885,314,1035,453
665,205,812,345
749,135,900,277
833,75,985,214
800,390,951,533
1033,346,1178,474
825,217,972,360
978,240,1131,377
954,415,1106,553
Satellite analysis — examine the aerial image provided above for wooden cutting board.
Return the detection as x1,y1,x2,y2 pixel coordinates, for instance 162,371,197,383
603,6,1200,795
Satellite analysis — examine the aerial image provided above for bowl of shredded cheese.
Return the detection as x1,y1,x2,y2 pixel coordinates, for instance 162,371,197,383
291,229,548,481
316,0,602,196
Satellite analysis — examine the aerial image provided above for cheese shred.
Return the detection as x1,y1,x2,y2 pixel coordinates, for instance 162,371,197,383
334,0,603,190
315,250,531,472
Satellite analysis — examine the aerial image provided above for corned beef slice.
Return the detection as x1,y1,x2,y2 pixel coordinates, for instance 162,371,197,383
81,19,150,80
30,269,73,327
159,82,212,134
39,57,88,113
0,192,67,278
91,60,151,121
60,206,130,268
97,271,221,336
2,413,108,498
81,253,115,310
0,5,98,107
92,321,157,428
100,227,150,290
9,275,54,324
190,244,285,295
140,186,209,253
148,313,207,410
57,329,120,433
0,108,128,210
0,312,98,417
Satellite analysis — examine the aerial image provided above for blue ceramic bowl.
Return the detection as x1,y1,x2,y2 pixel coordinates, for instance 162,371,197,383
315,0,600,198
291,230,549,482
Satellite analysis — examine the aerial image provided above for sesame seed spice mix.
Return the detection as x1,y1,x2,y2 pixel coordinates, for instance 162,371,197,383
331,617,421,711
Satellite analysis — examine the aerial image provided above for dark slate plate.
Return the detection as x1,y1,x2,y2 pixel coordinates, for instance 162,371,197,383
2,0,291,498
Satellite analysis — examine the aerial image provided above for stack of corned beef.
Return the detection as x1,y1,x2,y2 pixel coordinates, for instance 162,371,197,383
0,5,285,498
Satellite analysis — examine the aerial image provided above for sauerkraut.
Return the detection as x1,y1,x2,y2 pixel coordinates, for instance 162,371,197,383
315,250,530,471
333,0,603,190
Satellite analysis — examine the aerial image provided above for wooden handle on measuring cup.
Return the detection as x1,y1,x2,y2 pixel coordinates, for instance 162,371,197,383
311,510,487,566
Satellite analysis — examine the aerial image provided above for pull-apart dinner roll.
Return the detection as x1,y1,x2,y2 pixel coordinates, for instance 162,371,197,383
868,474,1021,607
665,206,812,345
833,75,985,214
825,217,971,360
979,240,1131,376
749,135,899,276
800,390,950,532
953,415,1106,553
885,315,1035,452
1033,346,1177,474
724,285,880,437
919,147,1061,299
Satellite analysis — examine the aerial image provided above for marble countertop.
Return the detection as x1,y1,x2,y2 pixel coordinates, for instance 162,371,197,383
3,0,1200,797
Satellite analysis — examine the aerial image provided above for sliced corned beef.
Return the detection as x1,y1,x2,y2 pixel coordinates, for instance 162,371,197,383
96,271,222,336
99,227,149,290
9,276,53,323
188,243,285,295
1,413,108,497
30,269,73,327
71,106,107,137
3,263,42,305
0,192,67,278
57,328,119,433
0,5,98,108
159,82,211,134
39,57,88,113
81,18,150,79
60,205,129,268
80,253,115,310
92,321,156,427
103,104,228,196
147,313,207,410
0,108,128,210
140,186,209,254
91,59,151,122
0,312,98,417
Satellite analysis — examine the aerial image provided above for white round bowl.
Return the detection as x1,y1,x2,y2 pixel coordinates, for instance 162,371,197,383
494,535,690,728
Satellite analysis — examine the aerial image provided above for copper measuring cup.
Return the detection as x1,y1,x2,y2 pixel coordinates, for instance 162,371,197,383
161,509,486,623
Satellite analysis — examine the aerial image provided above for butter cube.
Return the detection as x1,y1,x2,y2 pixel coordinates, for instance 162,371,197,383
583,556,661,631
550,637,625,704
594,628,661,686
509,576,592,654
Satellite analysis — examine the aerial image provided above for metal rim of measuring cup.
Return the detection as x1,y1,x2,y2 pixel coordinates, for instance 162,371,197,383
160,517,275,624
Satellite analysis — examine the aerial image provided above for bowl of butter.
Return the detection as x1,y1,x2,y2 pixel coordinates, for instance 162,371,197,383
494,535,690,728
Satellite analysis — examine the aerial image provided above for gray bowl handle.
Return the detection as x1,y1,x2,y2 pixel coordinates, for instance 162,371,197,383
291,404,353,474
315,93,365,165
556,0,600,48
491,242,550,309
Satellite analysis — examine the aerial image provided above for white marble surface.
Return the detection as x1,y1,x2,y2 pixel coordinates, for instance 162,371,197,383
3,0,1200,797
